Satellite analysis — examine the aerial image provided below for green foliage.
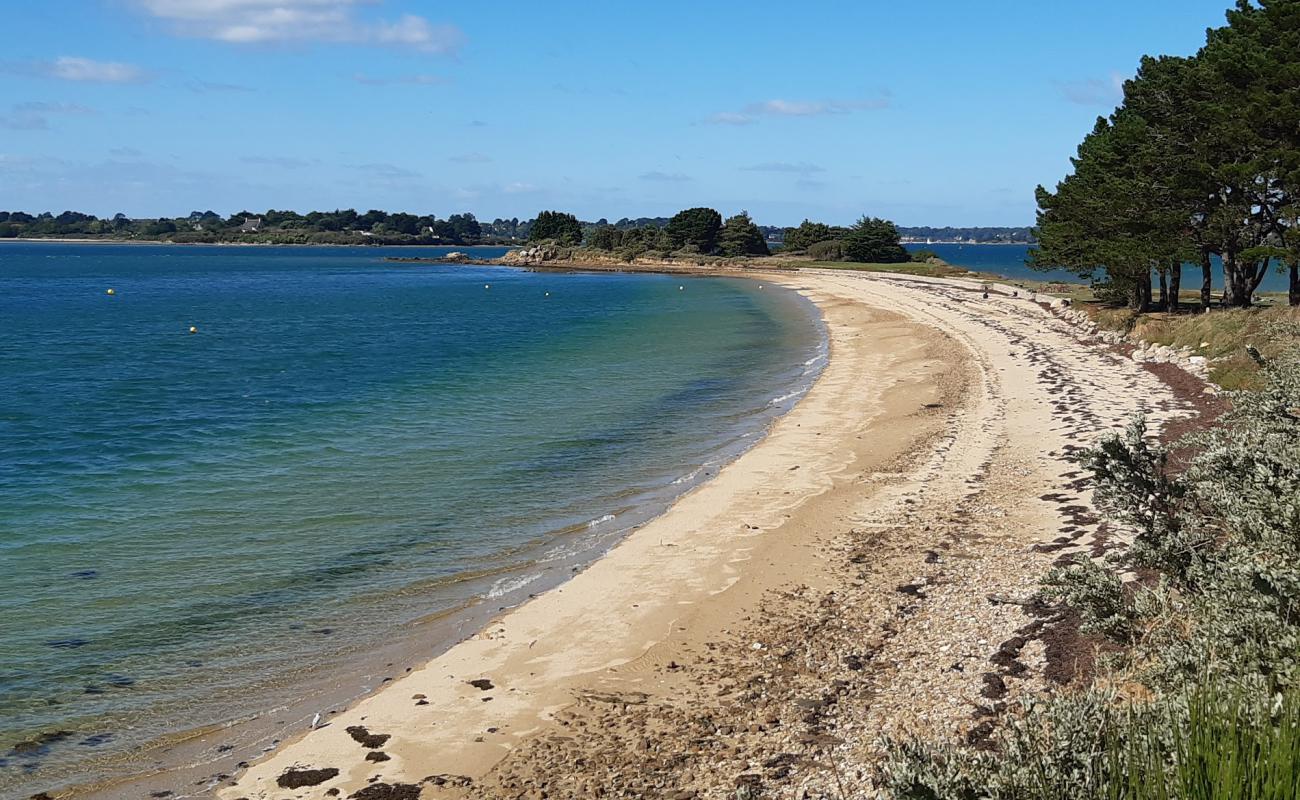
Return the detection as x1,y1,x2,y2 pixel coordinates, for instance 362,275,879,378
910,248,938,263
586,224,622,251
842,216,909,263
783,220,838,252
883,683,1300,800
665,207,722,254
718,211,770,257
528,210,583,245
1041,555,1137,642
807,240,846,261
884,339,1300,798
1033,1,1300,308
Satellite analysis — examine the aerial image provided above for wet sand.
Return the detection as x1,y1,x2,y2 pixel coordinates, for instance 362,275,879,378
130,269,1190,799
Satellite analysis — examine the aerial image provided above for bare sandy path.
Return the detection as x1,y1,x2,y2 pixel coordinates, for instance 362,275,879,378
205,269,1188,800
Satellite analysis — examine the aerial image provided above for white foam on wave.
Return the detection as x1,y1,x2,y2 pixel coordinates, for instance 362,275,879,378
485,572,544,599
672,466,704,486
587,513,615,528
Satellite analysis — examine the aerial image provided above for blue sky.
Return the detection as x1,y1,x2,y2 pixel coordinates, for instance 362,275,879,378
0,0,1235,226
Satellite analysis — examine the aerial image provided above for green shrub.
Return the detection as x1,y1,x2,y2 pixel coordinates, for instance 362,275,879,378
807,239,846,261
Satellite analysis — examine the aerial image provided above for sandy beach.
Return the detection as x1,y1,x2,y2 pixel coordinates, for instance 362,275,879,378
160,268,1190,800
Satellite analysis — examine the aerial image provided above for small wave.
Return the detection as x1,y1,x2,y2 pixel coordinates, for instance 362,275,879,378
587,513,615,529
671,466,704,486
768,386,809,406
485,572,543,599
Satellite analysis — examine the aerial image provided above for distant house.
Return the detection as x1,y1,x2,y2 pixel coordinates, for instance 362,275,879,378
239,217,262,233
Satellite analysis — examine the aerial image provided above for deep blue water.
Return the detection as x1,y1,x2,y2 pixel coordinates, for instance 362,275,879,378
907,242,1293,293
0,243,824,795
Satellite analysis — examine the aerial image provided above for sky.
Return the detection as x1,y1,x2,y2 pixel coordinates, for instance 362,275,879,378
0,0,1239,227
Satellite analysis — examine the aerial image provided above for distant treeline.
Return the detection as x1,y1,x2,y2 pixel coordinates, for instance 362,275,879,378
0,207,1024,258
528,209,915,264
0,209,521,246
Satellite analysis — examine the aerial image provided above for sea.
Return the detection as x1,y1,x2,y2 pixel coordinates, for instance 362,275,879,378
908,242,1294,293
0,242,825,797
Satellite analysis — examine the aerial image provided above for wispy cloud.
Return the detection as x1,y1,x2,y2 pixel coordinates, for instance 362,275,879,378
134,1,465,54
639,170,692,182
350,162,421,180
189,79,254,93
503,181,538,194
740,161,824,175
449,152,492,164
353,73,447,86
0,101,95,130
707,95,890,125
110,147,143,157
4,56,150,83
1055,73,1126,106
242,155,312,169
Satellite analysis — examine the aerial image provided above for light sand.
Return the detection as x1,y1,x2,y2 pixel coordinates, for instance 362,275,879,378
205,269,1190,800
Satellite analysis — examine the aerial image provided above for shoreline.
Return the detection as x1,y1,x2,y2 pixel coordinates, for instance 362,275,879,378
202,270,973,799
49,272,827,800
68,268,1196,799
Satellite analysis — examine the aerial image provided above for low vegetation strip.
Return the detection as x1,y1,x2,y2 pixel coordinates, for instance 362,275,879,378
882,328,1300,799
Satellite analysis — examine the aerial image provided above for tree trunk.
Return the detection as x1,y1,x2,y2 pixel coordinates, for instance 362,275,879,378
1169,260,1182,313
1247,258,1271,301
1158,268,1169,310
1201,252,1213,312
1224,252,1249,307
1131,277,1146,311
1291,263,1299,307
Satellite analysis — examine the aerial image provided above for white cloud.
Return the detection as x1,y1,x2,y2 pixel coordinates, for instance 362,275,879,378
350,162,421,180
503,181,538,194
639,171,692,182
707,111,755,126
4,56,150,83
0,101,96,130
1055,73,1127,106
189,79,255,93
708,95,889,125
448,152,492,164
243,155,312,168
134,1,464,53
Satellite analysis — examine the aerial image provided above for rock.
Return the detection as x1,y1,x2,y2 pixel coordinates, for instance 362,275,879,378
345,726,391,749
276,767,339,789
348,783,421,800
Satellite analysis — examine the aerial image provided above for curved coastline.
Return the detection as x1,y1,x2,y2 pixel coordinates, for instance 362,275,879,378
51,271,826,800
188,270,963,800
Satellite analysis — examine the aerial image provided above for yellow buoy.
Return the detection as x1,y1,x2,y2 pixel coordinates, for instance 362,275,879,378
106,288,116,296
188,326,197,334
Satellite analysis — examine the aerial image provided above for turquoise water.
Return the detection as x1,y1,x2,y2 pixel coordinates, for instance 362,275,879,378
0,243,824,795
909,242,1293,292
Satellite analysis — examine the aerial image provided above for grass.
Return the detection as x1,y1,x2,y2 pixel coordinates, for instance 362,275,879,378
1108,684,1300,800
1084,304,1299,389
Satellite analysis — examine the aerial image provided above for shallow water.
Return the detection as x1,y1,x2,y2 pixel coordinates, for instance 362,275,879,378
0,243,824,795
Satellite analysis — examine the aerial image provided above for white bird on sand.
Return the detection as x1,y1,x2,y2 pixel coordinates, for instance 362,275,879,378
310,712,322,729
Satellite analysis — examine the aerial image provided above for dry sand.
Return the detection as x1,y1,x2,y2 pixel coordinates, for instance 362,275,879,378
207,269,1190,800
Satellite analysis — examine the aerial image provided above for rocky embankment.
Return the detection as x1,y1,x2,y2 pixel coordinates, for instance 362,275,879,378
1048,304,1212,383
